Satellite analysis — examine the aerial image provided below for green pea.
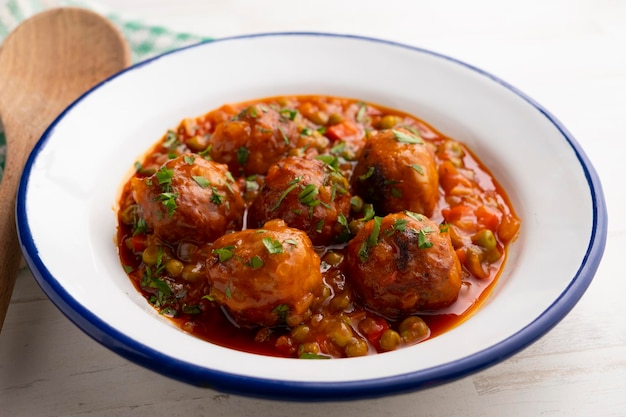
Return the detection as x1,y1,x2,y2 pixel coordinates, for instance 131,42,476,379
398,316,429,343
291,325,311,343
141,245,161,265
329,291,351,312
165,259,184,277
327,113,343,125
350,195,364,213
298,342,320,355
330,322,353,348
378,114,400,129
322,251,344,267
345,337,369,357
181,264,203,282
379,329,401,351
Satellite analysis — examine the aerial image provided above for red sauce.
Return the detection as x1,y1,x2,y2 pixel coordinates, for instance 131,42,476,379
116,95,520,359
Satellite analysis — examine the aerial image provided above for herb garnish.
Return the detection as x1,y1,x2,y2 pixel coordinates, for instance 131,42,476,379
279,108,298,121
385,218,408,236
411,164,424,175
249,256,264,269
163,130,178,148
192,175,210,189
392,129,423,144
262,237,284,254
270,177,301,210
358,166,375,181
237,146,249,166
213,246,235,262
417,229,434,249
278,125,290,145
298,184,319,206
358,216,383,263
156,166,174,191
158,192,178,216
272,304,289,322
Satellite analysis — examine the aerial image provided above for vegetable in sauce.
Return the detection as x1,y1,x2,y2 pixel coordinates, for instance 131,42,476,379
117,95,520,359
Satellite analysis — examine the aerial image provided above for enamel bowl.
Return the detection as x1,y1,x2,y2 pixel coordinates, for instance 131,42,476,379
16,33,607,400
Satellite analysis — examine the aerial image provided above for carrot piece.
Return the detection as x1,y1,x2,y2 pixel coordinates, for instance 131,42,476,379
476,205,502,232
326,120,361,142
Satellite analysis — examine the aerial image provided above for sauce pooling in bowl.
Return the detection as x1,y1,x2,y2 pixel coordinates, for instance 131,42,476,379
116,95,520,359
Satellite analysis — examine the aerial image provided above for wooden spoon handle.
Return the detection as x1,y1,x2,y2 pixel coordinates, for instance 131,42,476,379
0,8,131,330
0,114,37,329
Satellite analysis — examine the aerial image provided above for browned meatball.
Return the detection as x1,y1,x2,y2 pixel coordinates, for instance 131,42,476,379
206,219,323,328
345,212,462,319
131,154,245,244
206,104,303,176
351,128,439,217
247,156,352,246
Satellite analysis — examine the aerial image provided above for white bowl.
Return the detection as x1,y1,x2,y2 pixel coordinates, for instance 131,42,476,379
16,33,607,400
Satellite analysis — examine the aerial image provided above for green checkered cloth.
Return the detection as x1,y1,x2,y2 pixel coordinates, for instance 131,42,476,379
0,0,210,180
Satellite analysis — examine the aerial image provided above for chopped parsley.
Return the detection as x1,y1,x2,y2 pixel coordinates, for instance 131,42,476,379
279,108,298,121
158,192,178,216
156,166,174,191
213,246,235,262
298,184,319,206
278,125,290,145
411,164,424,175
237,146,249,166
192,175,210,189
385,218,408,236
270,176,301,210
184,155,196,165
356,102,369,124
182,304,202,315
210,185,224,206
404,210,425,222
392,129,423,144
163,130,178,148
272,304,289,323
249,256,264,269
390,187,403,198
417,229,434,249
262,237,284,254
358,166,375,181
300,353,331,360
198,144,213,160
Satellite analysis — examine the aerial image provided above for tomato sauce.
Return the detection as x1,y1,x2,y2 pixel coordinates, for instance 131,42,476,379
117,95,520,359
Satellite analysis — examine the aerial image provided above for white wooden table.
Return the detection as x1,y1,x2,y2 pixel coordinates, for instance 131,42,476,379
1,0,625,415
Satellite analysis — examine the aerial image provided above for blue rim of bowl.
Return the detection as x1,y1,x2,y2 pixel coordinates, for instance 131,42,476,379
16,32,608,401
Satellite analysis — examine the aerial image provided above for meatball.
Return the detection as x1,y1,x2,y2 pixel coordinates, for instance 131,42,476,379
207,104,304,176
345,212,462,319
131,154,245,244
206,219,323,328
247,156,352,246
351,127,439,217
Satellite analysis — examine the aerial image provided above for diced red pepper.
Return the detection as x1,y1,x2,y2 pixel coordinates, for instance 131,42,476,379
476,205,502,232
358,316,389,348
129,235,148,253
326,120,362,143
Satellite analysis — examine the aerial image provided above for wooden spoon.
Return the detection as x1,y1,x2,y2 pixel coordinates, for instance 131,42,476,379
0,8,131,330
